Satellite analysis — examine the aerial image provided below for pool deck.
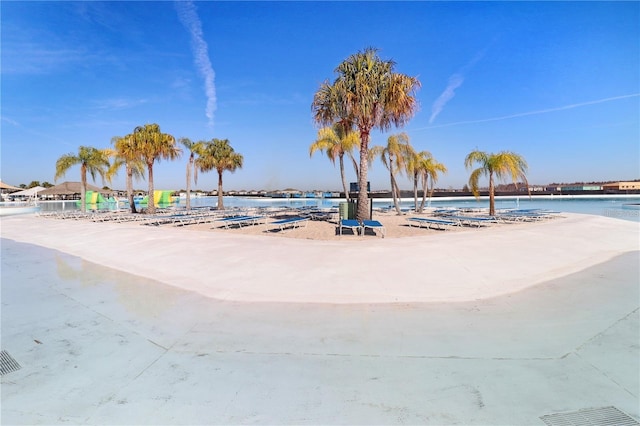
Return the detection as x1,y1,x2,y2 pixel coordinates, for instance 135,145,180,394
1,213,639,424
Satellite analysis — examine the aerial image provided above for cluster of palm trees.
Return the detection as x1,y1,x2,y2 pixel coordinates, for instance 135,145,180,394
311,48,529,218
310,128,448,214
55,123,243,213
311,47,422,221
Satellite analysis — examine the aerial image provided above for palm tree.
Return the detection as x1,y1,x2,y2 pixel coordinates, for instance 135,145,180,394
465,150,529,216
312,47,420,221
179,138,205,210
109,135,146,213
55,146,111,212
131,123,181,214
370,133,413,215
418,156,447,213
309,124,359,201
196,138,243,210
406,149,430,212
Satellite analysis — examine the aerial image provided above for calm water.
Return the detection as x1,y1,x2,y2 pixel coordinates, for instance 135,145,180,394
37,195,640,222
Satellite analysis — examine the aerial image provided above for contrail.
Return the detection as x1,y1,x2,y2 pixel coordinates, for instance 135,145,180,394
429,74,464,124
429,47,488,124
175,1,216,127
421,93,640,130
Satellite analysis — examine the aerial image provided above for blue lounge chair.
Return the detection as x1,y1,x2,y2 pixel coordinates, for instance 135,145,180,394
496,210,555,222
362,220,385,238
268,217,309,232
406,217,460,230
231,216,265,228
339,219,361,236
216,215,250,228
216,215,264,228
443,215,498,227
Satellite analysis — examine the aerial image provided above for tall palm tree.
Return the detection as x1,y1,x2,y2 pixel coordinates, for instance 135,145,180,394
418,156,447,213
309,124,359,201
312,47,420,221
109,135,146,213
406,149,430,212
370,133,413,215
131,123,181,214
54,146,112,212
179,138,205,210
196,138,243,210
465,150,529,216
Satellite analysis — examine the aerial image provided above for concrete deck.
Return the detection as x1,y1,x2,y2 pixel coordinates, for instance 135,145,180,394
1,213,639,424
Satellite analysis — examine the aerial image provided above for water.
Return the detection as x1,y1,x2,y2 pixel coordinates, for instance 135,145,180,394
193,195,640,222
36,195,640,222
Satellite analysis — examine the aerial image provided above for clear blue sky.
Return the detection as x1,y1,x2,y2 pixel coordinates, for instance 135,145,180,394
2,1,639,192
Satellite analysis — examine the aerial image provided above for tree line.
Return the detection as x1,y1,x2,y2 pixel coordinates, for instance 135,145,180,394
55,124,243,214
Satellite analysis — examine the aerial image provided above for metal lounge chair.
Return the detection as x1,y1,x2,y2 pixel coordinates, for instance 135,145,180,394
339,219,361,236
221,215,265,228
267,217,309,232
216,215,251,228
442,215,498,227
406,217,460,230
362,220,385,238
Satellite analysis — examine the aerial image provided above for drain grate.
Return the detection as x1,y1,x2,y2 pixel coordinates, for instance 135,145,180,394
540,406,639,426
0,350,22,376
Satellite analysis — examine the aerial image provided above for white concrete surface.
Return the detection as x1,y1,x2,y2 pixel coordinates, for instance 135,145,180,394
1,213,638,303
1,213,639,424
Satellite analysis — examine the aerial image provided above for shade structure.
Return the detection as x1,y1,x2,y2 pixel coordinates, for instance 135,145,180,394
11,186,45,197
38,181,106,196
0,181,21,191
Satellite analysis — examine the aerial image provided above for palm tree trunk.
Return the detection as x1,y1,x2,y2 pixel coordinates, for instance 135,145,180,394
428,176,436,207
147,161,155,214
80,164,87,213
349,155,359,180
391,173,402,215
413,172,419,212
126,165,137,214
186,157,192,211
389,158,401,215
489,172,495,216
355,133,370,221
339,154,350,202
217,170,224,210
419,173,427,213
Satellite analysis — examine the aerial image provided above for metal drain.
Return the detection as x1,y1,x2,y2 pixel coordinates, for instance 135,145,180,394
0,350,22,376
540,406,639,426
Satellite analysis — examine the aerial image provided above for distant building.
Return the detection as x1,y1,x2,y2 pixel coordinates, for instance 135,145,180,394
560,185,602,192
602,181,640,191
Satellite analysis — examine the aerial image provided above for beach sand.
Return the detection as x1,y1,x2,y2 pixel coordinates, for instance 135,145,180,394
1,211,638,303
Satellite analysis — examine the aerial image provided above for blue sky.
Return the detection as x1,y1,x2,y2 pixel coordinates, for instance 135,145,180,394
2,1,638,192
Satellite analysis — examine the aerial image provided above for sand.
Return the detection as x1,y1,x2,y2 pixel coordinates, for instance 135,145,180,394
1,211,638,304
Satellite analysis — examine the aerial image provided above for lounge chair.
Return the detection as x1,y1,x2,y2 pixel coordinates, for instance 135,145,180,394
141,213,187,226
216,215,264,228
442,215,498,227
406,217,460,230
338,219,361,236
362,220,385,238
496,210,555,222
267,217,309,232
